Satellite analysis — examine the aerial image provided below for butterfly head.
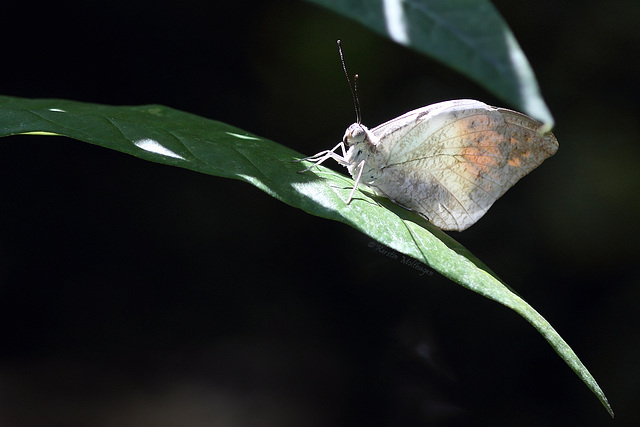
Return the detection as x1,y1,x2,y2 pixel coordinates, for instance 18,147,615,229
343,123,368,146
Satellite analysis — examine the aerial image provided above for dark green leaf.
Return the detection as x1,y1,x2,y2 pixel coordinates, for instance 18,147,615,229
0,95,611,416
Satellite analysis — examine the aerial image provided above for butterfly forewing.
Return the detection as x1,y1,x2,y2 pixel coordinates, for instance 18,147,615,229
366,100,558,231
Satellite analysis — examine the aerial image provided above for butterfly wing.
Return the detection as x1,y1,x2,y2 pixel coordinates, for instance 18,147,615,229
368,100,558,231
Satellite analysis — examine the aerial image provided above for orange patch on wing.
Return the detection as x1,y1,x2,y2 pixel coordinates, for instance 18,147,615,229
507,135,534,168
507,157,522,167
455,115,506,178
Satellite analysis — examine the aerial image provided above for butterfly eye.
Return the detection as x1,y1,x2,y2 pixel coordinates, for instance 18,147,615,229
344,123,366,145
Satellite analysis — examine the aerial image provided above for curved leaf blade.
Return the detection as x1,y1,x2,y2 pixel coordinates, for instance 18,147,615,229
0,95,610,416
305,0,554,129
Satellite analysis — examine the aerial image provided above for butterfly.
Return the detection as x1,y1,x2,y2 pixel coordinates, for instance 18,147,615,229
296,99,558,231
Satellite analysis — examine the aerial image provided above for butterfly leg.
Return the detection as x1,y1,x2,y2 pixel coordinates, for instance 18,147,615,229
294,142,349,173
346,159,365,204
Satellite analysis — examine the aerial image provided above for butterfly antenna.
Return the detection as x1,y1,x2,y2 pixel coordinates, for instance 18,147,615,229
337,40,362,124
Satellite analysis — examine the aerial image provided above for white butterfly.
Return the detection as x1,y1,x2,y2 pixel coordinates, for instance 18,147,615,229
297,99,558,231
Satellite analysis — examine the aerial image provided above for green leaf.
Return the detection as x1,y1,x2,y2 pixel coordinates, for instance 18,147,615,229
0,95,611,417
305,0,554,130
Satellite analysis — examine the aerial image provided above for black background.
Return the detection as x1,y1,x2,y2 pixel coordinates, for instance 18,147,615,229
1,0,638,425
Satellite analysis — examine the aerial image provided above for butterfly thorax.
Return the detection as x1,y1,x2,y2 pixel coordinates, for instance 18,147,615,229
343,123,384,185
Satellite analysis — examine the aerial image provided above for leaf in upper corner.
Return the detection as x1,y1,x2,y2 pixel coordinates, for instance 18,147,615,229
304,0,554,129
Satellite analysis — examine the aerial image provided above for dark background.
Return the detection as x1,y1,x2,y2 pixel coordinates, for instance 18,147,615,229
1,0,638,425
